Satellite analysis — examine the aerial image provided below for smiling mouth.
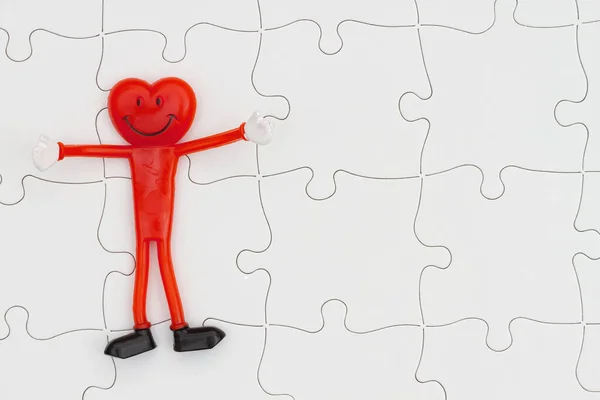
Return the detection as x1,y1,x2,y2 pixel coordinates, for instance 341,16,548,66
123,114,177,136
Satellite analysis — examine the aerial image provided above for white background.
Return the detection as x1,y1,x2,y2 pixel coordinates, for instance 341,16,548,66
0,0,599,399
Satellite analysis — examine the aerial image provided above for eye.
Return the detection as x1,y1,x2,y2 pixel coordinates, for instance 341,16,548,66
156,97,163,107
136,97,143,107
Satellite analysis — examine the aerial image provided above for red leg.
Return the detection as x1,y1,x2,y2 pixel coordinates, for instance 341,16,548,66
157,238,188,330
104,237,156,358
133,238,151,330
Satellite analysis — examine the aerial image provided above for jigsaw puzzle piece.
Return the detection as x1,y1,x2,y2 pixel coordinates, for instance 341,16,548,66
513,0,579,27
0,307,114,400
0,33,105,204
254,22,429,199
0,0,101,61
556,22,600,171
0,179,131,339
238,168,450,332
260,300,443,400
416,0,496,32
418,166,600,351
98,28,287,181
259,0,417,53
102,167,269,331
103,0,260,62
400,0,586,198
578,325,600,392
419,318,594,399
87,320,273,399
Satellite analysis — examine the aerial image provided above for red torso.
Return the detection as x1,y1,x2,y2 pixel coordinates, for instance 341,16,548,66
58,124,247,241
129,147,178,240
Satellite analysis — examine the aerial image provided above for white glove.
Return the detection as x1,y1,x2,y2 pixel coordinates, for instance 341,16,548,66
244,111,273,145
32,135,60,171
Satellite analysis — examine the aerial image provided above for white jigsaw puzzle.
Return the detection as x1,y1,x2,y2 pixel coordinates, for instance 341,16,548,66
102,0,260,62
0,179,131,339
258,0,417,53
254,21,429,199
0,32,105,204
401,0,586,198
259,300,444,400
0,0,102,61
102,167,270,330
0,307,114,400
556,20,600,172
239,168,449,331
417,166,600,350
2,0,600,399
419,318,595,399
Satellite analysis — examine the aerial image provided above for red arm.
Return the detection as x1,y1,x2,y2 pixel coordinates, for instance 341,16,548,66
58,142,132,160
174,123,247,157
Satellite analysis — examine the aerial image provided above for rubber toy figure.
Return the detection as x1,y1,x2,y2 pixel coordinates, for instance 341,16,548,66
32,77,273,359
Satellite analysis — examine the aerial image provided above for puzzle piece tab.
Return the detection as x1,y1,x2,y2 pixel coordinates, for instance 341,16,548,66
0,307,114,400
0,179,131,338
0,33,105,204
103,0,260,62
419,319,593,399
401,0,585,198
418,166,599,350
260,301,443,400
254,22,429,198
239,169,449,332
97,28,287,181
259,0,417,53
0,0,101,60
87,321,273,400
556,22,600,171
102,168,269,330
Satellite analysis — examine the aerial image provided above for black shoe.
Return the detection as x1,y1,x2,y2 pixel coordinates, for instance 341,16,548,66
173,326,226,352
104,328,157,359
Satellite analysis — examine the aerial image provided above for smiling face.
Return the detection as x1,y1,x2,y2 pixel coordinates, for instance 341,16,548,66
108,77,197,146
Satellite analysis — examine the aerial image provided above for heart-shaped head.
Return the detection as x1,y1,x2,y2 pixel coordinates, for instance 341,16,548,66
108,77,197,146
